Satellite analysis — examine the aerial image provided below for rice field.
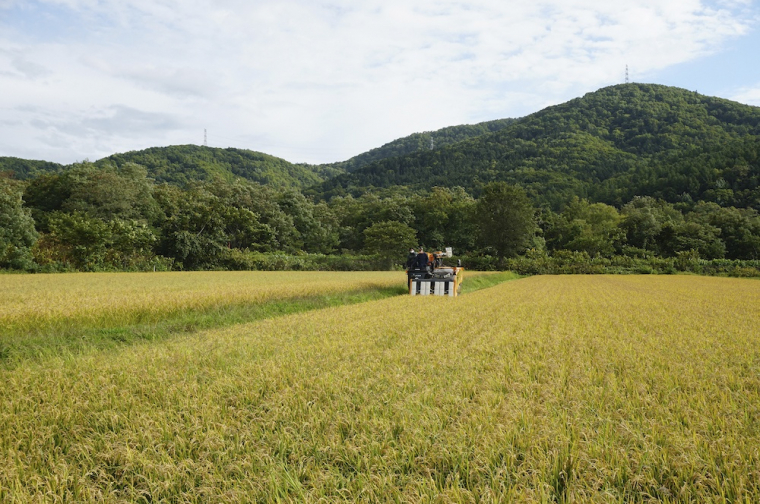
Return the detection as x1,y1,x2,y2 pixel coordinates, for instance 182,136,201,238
0,271,413,365
1,274,759,502
0,271,404,334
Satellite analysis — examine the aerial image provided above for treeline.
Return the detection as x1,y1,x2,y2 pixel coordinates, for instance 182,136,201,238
2,162,760,274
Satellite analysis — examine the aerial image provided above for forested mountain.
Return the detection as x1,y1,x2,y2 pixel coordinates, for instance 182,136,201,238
0,157,64,180
315,84,760,210
101,120,519,185
320,118,516,173
99,145,341,188
1,119,517,188
0,147,333,188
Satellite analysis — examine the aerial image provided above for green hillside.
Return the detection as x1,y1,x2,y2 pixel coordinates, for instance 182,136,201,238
320,118,516,173
2,117,517,189
0,157,64,180
315,84,760,210
98,145,341,188
98,121,519,186
1,117,516,190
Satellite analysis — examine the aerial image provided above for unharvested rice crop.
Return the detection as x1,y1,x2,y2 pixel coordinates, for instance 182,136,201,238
1,275,759,502
0,271,400,335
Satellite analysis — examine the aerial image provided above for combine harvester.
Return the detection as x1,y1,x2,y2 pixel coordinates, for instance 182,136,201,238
407,248,464,297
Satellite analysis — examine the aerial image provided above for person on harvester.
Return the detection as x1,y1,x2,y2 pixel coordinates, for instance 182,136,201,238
406,248,417,269
415,247,430,270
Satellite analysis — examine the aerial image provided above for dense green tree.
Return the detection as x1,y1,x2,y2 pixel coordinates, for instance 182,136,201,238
0,178,38,270
220,206,272,251
63,163,157,222
659,219,726,259
107,219,159,267
204,178,294,252
474,182,537,261
687,202,760,259
44,211,113,270
23,172,75,232
154,185,230,269
23,162,159,231
309,202,341,254
545,198,624,257
440,187,478,254
409,187,477,253
363,221,417,269
329,192,415,252
277,190,339,254
620,196,683,253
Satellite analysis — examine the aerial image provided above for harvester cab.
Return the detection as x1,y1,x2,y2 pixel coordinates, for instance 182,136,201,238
407,247,464,296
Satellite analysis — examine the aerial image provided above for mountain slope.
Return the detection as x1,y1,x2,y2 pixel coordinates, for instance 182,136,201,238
314,84,760,209
319,118,517,173
0,157,64,180
2,118,516,188
98,145,338,188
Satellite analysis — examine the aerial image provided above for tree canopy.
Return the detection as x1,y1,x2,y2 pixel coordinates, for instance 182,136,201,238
0,178,38,269
474,182,537,260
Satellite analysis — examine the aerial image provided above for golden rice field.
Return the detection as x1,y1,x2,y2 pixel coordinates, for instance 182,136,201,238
1,274,759,502
0,271,402,335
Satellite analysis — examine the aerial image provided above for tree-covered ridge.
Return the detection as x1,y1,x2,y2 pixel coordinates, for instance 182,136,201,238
0,157,64,180
99,145,338,188
0,118,515,188
315,84,760,209
596,137,760,208
320,118,517,173
97,119,519,186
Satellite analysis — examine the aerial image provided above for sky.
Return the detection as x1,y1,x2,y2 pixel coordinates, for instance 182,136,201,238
1,0,759,165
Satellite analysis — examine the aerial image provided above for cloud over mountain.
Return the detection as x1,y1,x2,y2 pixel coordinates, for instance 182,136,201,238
0,0,757,164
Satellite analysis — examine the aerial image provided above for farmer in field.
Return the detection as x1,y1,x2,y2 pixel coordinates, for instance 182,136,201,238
415,247,430,270
406,248,417,269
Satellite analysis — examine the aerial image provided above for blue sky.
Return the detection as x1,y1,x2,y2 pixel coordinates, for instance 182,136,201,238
1,0,759,165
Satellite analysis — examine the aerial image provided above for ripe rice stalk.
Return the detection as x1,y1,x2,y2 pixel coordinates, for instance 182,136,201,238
2,275,757,501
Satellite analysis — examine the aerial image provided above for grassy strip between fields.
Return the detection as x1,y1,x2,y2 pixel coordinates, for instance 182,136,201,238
0,271,519,368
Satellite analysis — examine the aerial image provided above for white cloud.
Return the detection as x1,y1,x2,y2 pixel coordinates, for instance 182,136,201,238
0,0,757,164
730,84,760,106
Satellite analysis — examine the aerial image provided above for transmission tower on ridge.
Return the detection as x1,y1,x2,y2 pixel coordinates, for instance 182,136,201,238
204,129,208,147
625,65,629,84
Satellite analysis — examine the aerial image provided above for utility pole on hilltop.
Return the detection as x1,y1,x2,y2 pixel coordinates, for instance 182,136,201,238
625,65,629,84
204,129,208,147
